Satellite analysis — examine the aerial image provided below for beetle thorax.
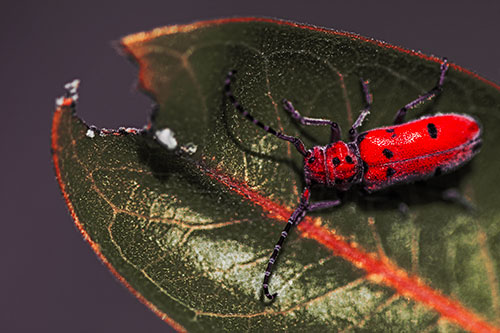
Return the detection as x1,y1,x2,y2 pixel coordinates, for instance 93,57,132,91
304,142,362,190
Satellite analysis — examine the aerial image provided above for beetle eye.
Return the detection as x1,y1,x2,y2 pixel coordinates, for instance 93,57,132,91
308,157,316,163
332,157,340,166
345,155,353,164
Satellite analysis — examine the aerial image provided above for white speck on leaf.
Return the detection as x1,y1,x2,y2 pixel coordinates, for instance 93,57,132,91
64,79,80,95
86,129,95,138
180,143,197,155
155,128,178,150
55,96,65,106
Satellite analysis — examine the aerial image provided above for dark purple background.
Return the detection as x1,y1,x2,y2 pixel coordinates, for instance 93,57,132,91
2,1,499,332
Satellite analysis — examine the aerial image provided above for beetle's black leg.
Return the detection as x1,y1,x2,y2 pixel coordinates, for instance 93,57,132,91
263,189,342,300
349,79,372,141
282,99,342,143
263,188,311,300
308,199,341,211
442,188,476,212
393,59,449,125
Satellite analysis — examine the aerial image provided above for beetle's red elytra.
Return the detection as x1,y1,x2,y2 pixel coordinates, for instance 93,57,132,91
224,59,482,300
358,114,481,192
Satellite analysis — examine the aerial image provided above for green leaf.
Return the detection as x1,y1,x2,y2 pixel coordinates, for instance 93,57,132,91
52,18,500,331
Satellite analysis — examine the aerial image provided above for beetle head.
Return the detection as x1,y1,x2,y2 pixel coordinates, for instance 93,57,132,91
303,147,327,185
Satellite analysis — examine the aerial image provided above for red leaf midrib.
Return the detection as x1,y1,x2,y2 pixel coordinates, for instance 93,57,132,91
201,163,499,333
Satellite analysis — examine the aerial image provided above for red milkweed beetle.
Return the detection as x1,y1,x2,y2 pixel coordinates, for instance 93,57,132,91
224,59,482,300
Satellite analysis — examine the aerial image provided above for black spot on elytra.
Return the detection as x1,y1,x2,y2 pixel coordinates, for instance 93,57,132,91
434,167,442,176
345,155,354,164
386,128,396,138
386,167,396,177
308,156,315,163
332,157,340,166
382,148,393,159
427,123,438,139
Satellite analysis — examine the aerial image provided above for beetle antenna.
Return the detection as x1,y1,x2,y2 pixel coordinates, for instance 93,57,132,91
225,71,308,156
